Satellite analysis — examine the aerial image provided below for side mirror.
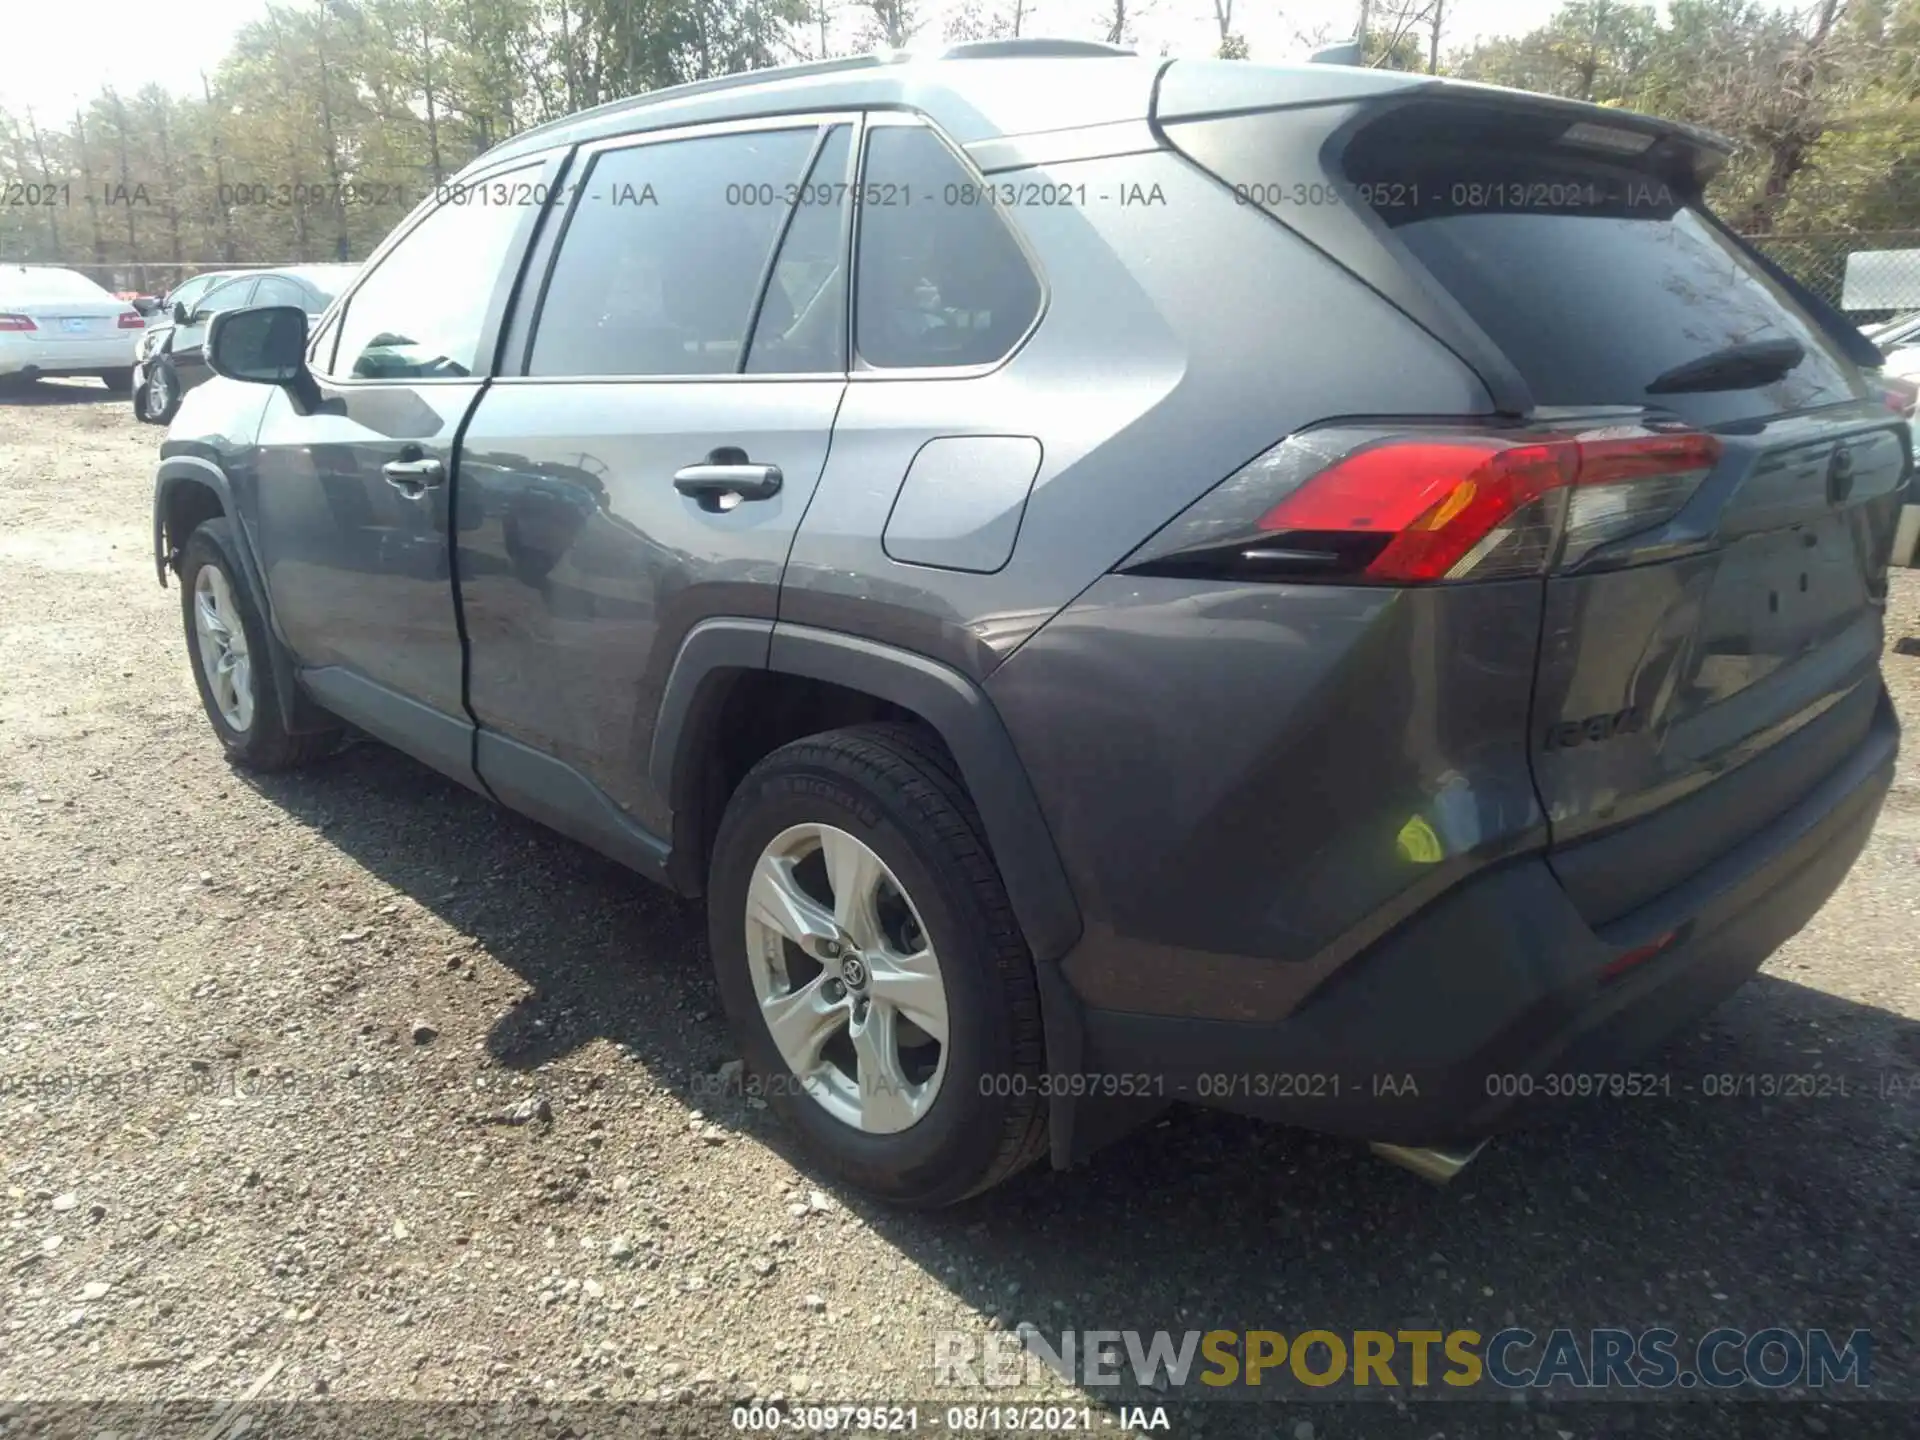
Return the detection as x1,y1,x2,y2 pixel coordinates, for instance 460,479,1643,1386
207,305,322,412
172,300,190,326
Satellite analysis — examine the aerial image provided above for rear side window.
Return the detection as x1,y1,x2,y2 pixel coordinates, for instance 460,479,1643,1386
854,126,1041,369
529,128,820,377
746,126,853,375
330,164,538,380
1341,104,1863,427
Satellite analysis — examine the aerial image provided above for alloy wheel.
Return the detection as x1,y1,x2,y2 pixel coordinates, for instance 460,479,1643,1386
145,367,172,420
192,562,254,732
744,823,949,1133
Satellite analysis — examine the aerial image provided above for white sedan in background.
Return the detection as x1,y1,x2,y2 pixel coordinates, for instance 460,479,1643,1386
0,265,145,393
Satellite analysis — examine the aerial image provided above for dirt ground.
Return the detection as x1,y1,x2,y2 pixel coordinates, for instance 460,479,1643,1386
2,379,1918,1435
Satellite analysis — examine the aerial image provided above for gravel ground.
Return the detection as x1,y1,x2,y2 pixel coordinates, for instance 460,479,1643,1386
2,380,1917,1435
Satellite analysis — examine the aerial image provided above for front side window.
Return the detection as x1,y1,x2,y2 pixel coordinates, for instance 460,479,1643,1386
330,167,538,380
528,128,821,377
169,273,221,312
854,126,1042,369
190,278,256,325
251,275,311,309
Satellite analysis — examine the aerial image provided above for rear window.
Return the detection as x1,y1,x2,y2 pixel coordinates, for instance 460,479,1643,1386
2,267,113,303
1343,105,1865,427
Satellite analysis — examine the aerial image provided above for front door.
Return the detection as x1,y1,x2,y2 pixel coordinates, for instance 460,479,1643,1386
250,162,553,777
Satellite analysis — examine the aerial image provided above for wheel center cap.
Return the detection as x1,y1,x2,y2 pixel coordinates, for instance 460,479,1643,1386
839,954,870,991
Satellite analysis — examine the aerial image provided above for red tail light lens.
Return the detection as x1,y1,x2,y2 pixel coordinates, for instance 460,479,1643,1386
117,311,145,329
1881,376,1918,418
1125,425,1722,586
0,314,37,332
1257,438,1577,583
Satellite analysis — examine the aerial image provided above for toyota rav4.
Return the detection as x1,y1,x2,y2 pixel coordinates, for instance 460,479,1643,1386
154,42,1906,1205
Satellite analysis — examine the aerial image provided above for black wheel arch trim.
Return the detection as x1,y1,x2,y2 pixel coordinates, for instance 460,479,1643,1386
153,456,331,737
649,619,1085,966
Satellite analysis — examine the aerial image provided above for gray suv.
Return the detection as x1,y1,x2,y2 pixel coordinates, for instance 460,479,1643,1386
154,42,1905,1206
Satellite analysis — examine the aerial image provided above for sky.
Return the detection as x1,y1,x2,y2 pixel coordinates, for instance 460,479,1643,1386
0,0,1574,120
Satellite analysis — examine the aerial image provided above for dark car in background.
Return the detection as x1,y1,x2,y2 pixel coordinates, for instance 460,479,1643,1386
154,44,1904,1206
132,270,237,418
137,265,355,423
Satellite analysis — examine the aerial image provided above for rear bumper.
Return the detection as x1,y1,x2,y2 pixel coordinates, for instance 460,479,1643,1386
0,334,137,377
1077,687,1897,1143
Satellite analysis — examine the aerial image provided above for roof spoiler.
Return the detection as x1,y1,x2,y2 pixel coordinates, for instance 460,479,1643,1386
1310,40,1364,64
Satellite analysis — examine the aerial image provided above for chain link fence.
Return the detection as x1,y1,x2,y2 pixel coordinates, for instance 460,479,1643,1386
1740,231,1920,322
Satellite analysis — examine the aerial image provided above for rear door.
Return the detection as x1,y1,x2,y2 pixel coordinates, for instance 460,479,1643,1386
1165,84,1908,922
457,117,856,831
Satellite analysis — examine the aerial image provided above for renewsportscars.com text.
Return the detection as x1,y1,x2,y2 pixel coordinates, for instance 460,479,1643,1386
933,1326,1872,1393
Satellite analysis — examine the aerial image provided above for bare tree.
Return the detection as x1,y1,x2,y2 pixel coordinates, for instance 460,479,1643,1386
1211,0,1244,56
23,108,62,255
861,0,923,47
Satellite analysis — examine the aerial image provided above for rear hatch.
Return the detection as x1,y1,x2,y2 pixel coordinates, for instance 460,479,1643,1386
1161,73,1908,925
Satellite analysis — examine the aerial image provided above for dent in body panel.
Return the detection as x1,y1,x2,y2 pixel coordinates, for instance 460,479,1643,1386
985,574,1547,1023
455,379,843,833
250,381,478,717
1531,536,1884,842
781,150,1493,680
1530,409,1904,846
882,436,1043,573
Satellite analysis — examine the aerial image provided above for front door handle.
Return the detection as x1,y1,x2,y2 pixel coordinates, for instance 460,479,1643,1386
673,448,782,511
382,455,445,495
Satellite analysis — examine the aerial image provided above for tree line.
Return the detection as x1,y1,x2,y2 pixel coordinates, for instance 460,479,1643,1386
1,0,1916,291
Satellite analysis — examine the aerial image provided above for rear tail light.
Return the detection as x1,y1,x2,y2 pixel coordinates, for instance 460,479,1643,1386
1881,376,1918,418
117,311,144,329
0,314,36,332
1124,425,1723,585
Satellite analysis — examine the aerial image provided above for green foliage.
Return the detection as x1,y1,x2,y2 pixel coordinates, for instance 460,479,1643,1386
1450,0,1920,235
0,0,805,286
4,0,1918,288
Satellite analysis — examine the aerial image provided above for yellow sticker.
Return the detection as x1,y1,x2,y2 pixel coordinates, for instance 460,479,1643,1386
1396,814,1445,864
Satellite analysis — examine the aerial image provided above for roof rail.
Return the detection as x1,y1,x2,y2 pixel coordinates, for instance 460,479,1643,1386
937,39,1137,59
499,53,890,152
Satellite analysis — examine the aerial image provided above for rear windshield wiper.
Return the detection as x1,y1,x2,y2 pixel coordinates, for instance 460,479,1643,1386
1645,337,1805,394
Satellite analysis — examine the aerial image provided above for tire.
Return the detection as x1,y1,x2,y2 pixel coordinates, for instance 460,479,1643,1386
708,722,1049,1207
179,519,342,771
101,367,134,395
143,359,180,423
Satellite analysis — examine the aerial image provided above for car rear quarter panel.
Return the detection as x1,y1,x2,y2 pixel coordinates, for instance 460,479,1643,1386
779,146,1496,680
984,574,1550,1024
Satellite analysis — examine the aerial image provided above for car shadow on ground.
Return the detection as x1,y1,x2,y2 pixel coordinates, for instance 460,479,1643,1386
0,377,126,405
241,737,1920,1423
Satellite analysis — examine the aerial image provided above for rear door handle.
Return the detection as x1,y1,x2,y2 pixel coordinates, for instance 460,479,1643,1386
382,456,445,495
673,450,782,510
